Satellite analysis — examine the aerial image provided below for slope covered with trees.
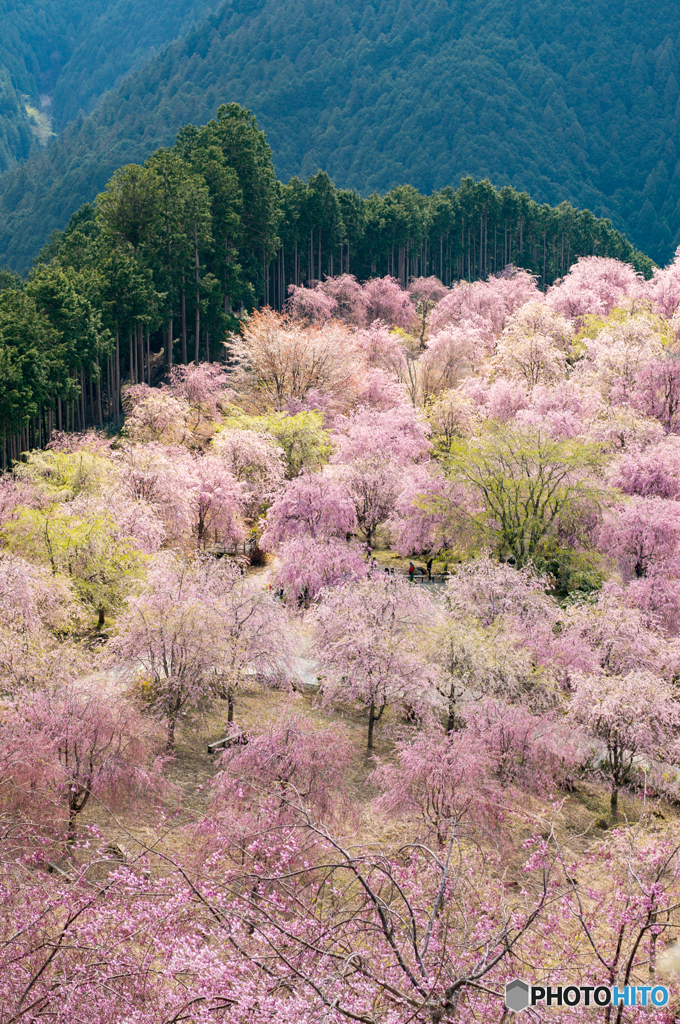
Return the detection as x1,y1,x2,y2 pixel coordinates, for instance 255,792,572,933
3,249,680,1019
0,0,218,171
1,0,680,269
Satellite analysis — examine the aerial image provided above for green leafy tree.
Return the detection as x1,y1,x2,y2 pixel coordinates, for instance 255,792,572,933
5,505,145,627
444,426,609,567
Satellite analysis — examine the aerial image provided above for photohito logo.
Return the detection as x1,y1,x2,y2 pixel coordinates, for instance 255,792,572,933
504,979,669,1012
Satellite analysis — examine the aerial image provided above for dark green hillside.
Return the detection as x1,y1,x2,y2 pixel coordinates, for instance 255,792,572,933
2,0,680,270
0,0,217,171
50,0,218,129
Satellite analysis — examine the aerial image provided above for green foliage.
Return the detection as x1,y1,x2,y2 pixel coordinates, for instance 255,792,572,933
0,288,57,436
0,0,219,169
14,449,113,501
445,426,611,568
534,546,605,600
220,409,332,478
4,504,145,622
0,101,657,459
0,0,677,270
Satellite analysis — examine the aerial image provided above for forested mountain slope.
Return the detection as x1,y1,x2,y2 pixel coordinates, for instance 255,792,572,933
0,0,217,171
2,0,680,271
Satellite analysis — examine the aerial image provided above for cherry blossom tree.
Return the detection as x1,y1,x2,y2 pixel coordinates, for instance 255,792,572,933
571,669,680,811
446,557,555,628
408,275,447,345
387,464,472,567
432,563,560,717
0,803,568,1024
0,684,163,838
312,575,439,749
647,245,680,318
626,568,680,636
184,453,245,551
333,404,430,466
420,323,484,398
586,405,665,453
211,426,285,520
430,267,539,338
112,555,291,740
355,320,421,404
318,273,367,325
373,707,579,846
514,380,600,440
0,552,75,632
577,310,665,405
362,274,417,330
167,361,230,422
458,375,529,423
490,300,573,387
371,728,498,844
610,439,680,498
230,310,363,412
285,283,337,323
631,356,680,433
331,405,431,548
114,440,193,542
211,714,354,824
270,535,369,604
547,255,643,319
426,389,480,454
211,572,292,721
598,496,680,580
552,584,671,683
260,469,356,548
465,698,582,792
354,366,408,410
111,556,233,748
122,386,191,444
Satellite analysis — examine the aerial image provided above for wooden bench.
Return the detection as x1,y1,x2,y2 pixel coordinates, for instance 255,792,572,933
208,731,248,754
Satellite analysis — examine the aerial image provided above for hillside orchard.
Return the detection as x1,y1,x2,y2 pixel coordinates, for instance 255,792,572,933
6,257,680,1019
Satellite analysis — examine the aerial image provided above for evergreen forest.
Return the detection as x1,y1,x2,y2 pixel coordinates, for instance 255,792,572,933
2,0,680,270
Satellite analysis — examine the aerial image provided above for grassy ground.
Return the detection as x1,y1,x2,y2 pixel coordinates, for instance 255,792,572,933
76,673,680,885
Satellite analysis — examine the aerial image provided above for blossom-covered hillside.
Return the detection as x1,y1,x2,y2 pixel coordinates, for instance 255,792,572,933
4,255,680,1019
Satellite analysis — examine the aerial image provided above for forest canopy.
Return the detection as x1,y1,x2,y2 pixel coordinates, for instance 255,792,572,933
1,0,680,270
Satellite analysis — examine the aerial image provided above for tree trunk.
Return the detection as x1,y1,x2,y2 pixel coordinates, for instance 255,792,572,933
116,329,121,424
367,701,376,750
67,803,77,842
195,218,201,364
227,691,234,723
181,280,187,364
166,318,173,373
95,360,103,427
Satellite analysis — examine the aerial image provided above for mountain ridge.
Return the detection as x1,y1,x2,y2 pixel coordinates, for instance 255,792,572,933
2,0,680,270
